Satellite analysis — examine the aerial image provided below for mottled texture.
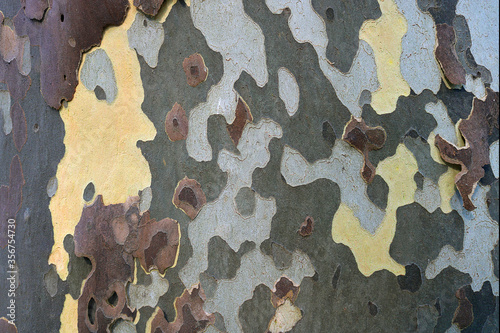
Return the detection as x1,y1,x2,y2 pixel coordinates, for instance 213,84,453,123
435,89,498,210
0,53,31,153
14,0,130,109
47,7,158,279
128,270,169,312
426,185,499,295
150,284,215,333
1,0,498,332
74,196,179,331
390,203,464,269
74,197,137,332
266,0,379,117
127,11,165,68
186,0,268,161
456,0,499,91
342,116,386,183
311,0,381,74
396,0,441,94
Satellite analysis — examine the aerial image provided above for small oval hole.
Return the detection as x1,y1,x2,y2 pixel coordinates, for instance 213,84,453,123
107,292,118,307
326,8,334,21
88,297,96,325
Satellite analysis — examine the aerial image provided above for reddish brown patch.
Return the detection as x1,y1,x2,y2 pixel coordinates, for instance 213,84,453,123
271,277,300,308
21,0,49,21
150,308,169,333
74,196,179,332
435,24,466,86
0,155,25,249
227,97,253,147
298,216,314,237
151,284,215,333
342,116,386,183
14,0,129,109
173,177,207,220
182,53,208,88
111,216,129,245
134,0,165,16
435,88,498,210
452,288,474,329
133,212,180,274
0,24,27,66
165,102,188,142
74,196,136,332
0,318,17,333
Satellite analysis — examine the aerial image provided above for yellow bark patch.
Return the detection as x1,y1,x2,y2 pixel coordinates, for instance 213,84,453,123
438,167,460,214
60,294,78,333
48,3,156,280
428,132,446,165
359,0,410,114
268,299,303,333
332,144,418,276
145,307,162,332
428,125,464,213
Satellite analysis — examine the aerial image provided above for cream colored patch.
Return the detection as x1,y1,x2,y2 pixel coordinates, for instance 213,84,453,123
49,3,156,280
332,144,418,276
359,0,410,114
60,294,78,333
268,299,302,333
